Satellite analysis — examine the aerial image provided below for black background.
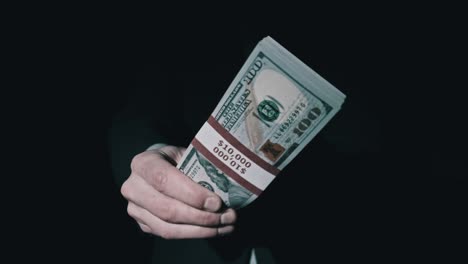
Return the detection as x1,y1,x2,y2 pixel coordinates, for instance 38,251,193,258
7,4,466,263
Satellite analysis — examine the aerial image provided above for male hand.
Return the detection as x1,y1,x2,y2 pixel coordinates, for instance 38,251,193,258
121,146,236,239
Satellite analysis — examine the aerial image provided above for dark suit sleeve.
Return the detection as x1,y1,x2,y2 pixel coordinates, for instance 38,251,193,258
107,65,189,187
107,63,255,262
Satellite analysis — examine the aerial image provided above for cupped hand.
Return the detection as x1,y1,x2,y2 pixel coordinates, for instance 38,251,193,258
121,146,236,239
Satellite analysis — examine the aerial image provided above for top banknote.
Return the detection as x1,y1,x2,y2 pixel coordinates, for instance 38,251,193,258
177,36,346,209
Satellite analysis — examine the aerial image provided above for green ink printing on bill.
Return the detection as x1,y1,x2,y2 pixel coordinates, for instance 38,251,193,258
177,36,346,209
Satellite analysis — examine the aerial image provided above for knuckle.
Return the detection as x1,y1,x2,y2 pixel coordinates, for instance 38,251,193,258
152,171,168,191
126,203,136,218
140,224,151,233
158,229,174,240
158,203,176,222
131,151,162,174
120,181,132,199
127,203,142,223
200,212,219,226
130,152,147,172
130,151,172,190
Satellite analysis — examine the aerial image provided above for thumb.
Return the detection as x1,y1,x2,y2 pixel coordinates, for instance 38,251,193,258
157,146,187,165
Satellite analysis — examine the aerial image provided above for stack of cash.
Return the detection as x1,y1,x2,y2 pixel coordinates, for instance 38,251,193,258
177,36,346,209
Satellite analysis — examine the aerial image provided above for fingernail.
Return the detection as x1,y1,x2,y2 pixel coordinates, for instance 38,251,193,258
221,210,236,225
204,197,221,212
218,225,234,236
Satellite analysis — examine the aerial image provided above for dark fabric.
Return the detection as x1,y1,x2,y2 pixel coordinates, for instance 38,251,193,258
151,238,251,264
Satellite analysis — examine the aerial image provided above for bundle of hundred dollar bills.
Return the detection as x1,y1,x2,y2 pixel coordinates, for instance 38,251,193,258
177,36,346,209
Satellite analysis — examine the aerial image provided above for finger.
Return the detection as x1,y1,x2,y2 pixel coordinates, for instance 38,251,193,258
122,174,236,226
154,146,187,164
156,149,177,166
131,151,223,212
126,202,152,233
129,204,156,234
127,202,234,239
137,222,152,233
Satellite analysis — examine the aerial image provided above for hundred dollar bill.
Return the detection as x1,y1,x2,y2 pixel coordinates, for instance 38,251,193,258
177,36,346,209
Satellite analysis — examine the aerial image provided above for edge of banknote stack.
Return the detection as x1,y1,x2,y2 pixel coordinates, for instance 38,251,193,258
176,36,346,209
